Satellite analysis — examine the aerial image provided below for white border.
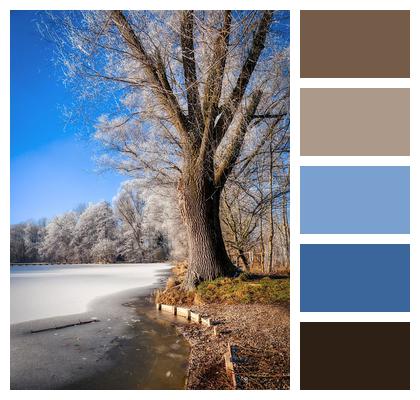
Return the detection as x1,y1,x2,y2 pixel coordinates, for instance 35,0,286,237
293,2,418,398
1,1,419,399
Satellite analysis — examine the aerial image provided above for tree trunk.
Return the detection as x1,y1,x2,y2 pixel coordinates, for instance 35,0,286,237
238,249,250,271
282,192,290,269
259,216,265,273
267,139,274,274
178,175,237,289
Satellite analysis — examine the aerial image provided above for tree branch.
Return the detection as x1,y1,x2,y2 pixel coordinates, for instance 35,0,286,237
214,11,274,142
199,11,232,157
180,11,204,134
110,11,190,145
214,91,262,187
233,114,288,178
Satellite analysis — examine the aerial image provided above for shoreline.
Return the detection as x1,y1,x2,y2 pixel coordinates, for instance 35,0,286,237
11,263,290,390
169,303,290,390
150,267,290,390
11,266,190,390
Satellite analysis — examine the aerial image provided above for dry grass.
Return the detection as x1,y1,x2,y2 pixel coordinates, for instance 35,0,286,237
154,261,195,305
196,273,289,305
154,266,289,308
154,286,196,307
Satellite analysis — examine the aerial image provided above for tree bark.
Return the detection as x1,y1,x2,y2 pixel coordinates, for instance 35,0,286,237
178,175,237,289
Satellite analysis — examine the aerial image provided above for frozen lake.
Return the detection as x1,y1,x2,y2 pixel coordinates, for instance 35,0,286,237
10,263,171,324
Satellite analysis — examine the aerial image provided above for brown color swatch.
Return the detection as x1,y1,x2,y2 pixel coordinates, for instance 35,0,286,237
300,322,410,390
300,11,410,78
300,88,410,156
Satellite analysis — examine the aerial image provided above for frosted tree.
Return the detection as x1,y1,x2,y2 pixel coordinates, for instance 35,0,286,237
40,212,78,263
220,108,289,272
73,201,117,262
113,180,146,262
47,10,289,287
10,220,46,263
23,222,46,262
91,239,118,263
10,224,27,263
114,179,184,262
142,183,187,261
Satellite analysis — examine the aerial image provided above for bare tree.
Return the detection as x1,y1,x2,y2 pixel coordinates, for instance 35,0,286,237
220,114,289,273
45,10,289,287
113,180,145,259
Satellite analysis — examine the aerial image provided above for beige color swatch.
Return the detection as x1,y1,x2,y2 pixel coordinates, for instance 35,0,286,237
300,88,410,156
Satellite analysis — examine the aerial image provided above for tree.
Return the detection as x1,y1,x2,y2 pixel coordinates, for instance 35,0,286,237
114,179,181,262
40,212,78,263
10,224,27,263
220,114,289,272
91,239,117,263
23,221,46,262
142,183,187,261
73,201,117,262
10,220,46,263
113,180,146,262
46,10,289,287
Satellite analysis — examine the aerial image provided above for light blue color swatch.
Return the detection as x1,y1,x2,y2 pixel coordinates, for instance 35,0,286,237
300,166,410,234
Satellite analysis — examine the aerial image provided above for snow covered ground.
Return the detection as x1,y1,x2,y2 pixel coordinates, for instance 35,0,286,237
10,263,170,324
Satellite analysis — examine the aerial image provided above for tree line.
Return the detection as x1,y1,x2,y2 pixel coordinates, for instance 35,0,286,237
10,181,179,264
11,167,288,271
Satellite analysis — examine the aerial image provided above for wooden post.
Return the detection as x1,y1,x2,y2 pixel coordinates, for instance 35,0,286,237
201,317,213,327
176,307,191,319
224,343,237,389
190,311,201,323
155,303,161,310
161,304,177,315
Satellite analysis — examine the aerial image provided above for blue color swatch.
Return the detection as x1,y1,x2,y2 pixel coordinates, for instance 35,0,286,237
300,166,410,234
300,244,410,312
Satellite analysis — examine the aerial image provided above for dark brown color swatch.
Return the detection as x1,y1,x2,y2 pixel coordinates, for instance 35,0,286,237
300,11,410,78
300,88,410,156
300,322,410,390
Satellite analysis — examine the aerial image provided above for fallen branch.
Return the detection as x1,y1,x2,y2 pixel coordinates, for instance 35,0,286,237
30,319,100,334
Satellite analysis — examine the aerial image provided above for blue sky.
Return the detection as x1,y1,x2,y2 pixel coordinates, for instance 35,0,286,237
11,11,125,224
10,10,290,224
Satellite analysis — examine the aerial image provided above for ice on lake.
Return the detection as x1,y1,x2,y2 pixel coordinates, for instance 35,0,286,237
10,263,170,324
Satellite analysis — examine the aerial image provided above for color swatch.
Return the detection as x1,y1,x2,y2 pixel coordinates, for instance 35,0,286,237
300,322,410,390
299,9,411,390
300,166,410,234
300,10,410,78
301,88,410,156
300,244,410,312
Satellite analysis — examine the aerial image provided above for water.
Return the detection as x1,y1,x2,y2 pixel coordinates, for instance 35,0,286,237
10,263,170,324
10,263,190,389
